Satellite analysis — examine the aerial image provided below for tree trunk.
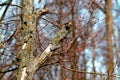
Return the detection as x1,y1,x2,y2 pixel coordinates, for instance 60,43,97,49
17,0,36,80
105,0,114,80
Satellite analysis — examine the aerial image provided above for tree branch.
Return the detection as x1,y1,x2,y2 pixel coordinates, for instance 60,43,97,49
62,65,120,78
0,3,21,8
0,0,13,22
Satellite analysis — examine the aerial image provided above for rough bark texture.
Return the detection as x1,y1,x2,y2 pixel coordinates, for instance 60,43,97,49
17,0,35,80
105,0,114,80
17,1,72,79
17,0,48,79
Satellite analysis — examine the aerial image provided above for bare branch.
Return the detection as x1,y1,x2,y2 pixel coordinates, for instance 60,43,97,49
0,0,13,22
0,3,21,8
62,65,120,78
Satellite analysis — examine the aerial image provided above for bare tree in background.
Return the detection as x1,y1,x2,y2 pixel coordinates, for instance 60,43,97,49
105,0,114,80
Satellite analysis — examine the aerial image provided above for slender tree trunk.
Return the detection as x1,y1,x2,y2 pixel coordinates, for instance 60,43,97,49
105,0,114,80
92,46,96,80
61,61,67,80
69,1,78,79
82,52,87,80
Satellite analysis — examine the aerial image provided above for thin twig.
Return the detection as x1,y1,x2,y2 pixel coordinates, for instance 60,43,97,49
0,4,21,8
0,67,18,73
41,17,60,28
0,0,13,22
62,65,120,78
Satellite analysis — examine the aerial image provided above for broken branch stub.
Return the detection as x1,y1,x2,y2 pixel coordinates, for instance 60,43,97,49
33,8,49,19
38,22,72,64
26,22,72,79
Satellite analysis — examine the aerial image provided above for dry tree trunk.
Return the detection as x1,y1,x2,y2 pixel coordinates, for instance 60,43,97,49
17,0,48,79
105,0,114,80
17,0,35,80
69,1,79,80
17,0,72,79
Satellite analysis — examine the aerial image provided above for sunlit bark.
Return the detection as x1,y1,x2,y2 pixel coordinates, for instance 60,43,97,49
105,0,114,80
